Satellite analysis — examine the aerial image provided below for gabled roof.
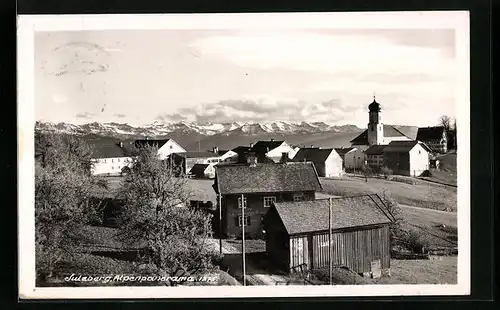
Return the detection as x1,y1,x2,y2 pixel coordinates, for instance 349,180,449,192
175,151,219,158
271,194,393,235
215,162,322,195
364,144,386,155
383,140,433,153
91,141,135,159
134,139,172,149
250,140,285,155
231,146,252,155
350,125,410,145
416,126,446,141
190,164,212,177
292,148,335,164
334,147,355,156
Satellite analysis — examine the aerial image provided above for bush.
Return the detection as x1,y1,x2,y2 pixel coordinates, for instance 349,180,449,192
403,230,431,254
380,166,393,178
421,170,433,177
312,267,371,285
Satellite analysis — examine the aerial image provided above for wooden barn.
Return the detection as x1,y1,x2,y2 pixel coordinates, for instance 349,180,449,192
264,194,393,276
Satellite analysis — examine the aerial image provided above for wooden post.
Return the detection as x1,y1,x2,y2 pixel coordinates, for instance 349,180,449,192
241,194,246,286
329,197,333,285
218,193,222,255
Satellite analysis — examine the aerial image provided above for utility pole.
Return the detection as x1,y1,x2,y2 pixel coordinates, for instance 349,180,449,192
241,194,246,286
218,193,223,255
329,197,333,285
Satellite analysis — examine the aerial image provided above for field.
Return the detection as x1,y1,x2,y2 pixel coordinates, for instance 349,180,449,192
320,175,457,211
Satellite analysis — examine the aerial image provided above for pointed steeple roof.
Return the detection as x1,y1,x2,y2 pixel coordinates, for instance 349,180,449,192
368,94,381,112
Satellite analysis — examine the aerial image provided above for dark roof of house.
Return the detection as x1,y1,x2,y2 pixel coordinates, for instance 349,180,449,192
175,151,218,158
215,162,322,195
416,126,446,141
134,139,171,149
292,148,335,163
334,147,355,156
250,140,285,155
190,163,211,176
350,125,409,145
232,146,252,155
383,140,433,153
364,144,386,155
272,194,393,235
91,141,135,159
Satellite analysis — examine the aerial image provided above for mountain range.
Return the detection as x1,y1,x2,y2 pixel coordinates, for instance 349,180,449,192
35,120,361,137
34,121,417,151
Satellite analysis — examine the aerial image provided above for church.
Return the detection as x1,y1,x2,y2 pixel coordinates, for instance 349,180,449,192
349,96,412,146
344,97,431,176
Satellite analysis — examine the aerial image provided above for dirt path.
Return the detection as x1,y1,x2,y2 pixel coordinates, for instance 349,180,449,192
207,238,289,285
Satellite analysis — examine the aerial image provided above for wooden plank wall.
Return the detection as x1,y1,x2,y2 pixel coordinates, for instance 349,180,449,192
311,225,390,273
289,236,309,269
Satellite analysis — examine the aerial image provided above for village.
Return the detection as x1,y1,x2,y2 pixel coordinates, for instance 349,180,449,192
34,96,458,287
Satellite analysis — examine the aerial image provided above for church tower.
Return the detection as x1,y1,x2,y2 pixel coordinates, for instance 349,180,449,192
367,95,384,145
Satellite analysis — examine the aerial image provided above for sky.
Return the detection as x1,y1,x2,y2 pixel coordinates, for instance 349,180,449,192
35,27,459,128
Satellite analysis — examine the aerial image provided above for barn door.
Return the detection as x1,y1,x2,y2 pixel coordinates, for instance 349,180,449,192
291,237,309,269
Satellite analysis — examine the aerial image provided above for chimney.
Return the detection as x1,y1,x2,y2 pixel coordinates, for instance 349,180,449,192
213,146,219,154
145,136,149,140
310,145,314,148
119,141,124,148
280,152,288,164
249,143,254,148
270,138,274,142
247,152,257,167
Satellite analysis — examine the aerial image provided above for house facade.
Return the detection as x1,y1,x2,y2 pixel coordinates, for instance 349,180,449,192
344,146,368,170
213,158,323,239
364,145,386,170
383,141,432,176
416,126,448,153
292,147,344,178
90,141,134,176
264,195,392,276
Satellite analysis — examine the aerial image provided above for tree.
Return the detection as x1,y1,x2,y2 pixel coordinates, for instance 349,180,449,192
379,166,393,178
117,145,222,285
378,191,407,248
439,115,452,132
35,133,107,282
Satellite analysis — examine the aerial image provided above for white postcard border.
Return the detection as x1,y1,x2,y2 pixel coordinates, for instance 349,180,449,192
18,11,471,299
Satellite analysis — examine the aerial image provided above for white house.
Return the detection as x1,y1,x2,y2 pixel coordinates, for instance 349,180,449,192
90,141,134,176
250,139,296,163
190,163,216,179
134,138,186,160
292,147,344,178
383,141,432,176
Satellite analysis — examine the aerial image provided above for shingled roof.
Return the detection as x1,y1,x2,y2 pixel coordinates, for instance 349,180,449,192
292,148,335,164
364,144,386,155
215,162,322,195
416,126,446,142
91,141,135,159
134,139,172,149
383,140,433,153
190,163,211,177
350,125,409,145
272,195,393,235
334,147,355,157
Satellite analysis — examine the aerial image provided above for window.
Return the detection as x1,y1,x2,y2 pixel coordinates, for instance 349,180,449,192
117,158,120,162
293,194,304,202
103,159,107,163
170,145,173,149
237,196,247,209
419,150,421,154
263,196,276,208
237,216,251,227
111,166,114,170
112,159,114,163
